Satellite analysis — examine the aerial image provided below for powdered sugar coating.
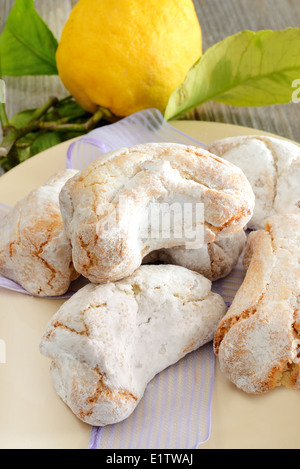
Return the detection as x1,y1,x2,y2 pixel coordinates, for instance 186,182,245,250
59,142,254,284
40,264,227,426
143,230,246,281
208,135,300,230
0,170,79,296
214,213,300,394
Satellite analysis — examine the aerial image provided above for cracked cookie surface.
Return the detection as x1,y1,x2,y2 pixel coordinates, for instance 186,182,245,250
208,135,300,230
143,229,246,281
0,170,79,296
40,264,227,426
214,213,300,394
59,142,254,284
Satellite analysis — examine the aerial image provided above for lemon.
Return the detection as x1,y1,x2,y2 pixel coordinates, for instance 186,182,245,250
56,0,202,117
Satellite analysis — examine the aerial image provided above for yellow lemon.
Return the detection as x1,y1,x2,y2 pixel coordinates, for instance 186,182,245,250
56,0,202,117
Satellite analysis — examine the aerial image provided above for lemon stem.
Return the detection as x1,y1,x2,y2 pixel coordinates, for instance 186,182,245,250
0,102,9,131
38,106,115,132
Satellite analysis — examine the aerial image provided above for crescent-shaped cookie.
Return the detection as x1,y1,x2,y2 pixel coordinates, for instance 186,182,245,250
40,264,227,426
59,142,254,283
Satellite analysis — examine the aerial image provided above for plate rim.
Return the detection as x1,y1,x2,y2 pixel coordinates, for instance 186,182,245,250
1,119,299,188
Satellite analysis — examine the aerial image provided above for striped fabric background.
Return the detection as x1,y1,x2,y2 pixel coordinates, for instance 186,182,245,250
0,109,247,449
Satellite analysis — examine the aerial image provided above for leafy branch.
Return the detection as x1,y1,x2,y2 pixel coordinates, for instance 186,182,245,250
0,96,116,170
0,97,114,155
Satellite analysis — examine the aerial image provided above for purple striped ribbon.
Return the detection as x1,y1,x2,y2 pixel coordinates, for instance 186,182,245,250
66,108,207,170
88,343,216,450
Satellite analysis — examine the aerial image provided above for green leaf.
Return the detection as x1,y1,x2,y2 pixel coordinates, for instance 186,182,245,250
0,0,58,76
1,131,62,170
8,99,89,129
8,109,37,128
43,99,89,122
165,28,300,120
30,131,61,155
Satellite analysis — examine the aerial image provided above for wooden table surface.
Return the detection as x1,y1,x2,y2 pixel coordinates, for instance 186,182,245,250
1,0,300,145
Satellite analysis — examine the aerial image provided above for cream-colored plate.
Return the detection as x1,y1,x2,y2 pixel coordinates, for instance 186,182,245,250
0,121,299,450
